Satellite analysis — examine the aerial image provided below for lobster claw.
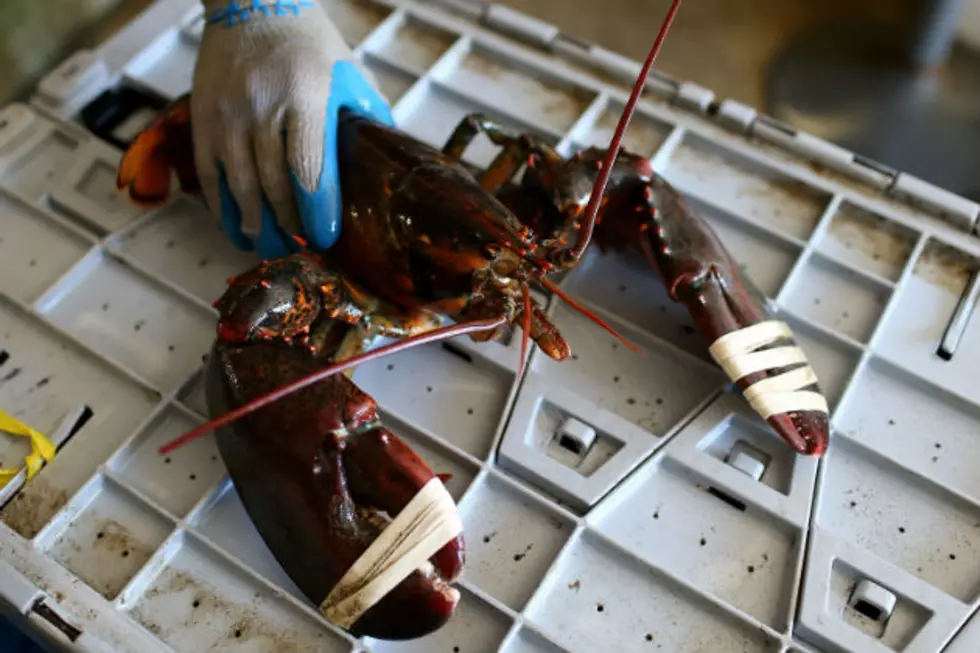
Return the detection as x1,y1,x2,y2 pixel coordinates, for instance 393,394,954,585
204,334,465,640
649,233,830,456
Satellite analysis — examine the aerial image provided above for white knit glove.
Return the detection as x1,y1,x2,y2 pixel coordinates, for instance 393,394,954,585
193,0,394,257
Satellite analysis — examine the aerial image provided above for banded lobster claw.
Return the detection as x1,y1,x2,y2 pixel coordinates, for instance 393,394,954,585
202,257,465,640
586,172,830,455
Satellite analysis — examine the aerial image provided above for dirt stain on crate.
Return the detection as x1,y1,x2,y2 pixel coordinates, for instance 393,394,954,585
914,243,976,295
389,20,455,69
1,475,68,539
669,142,824,237
135,570,329,652
827,209,915,272
53,517,155,600
459,51,594,131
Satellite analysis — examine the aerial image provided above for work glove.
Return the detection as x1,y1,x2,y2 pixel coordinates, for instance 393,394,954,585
193,0,394,258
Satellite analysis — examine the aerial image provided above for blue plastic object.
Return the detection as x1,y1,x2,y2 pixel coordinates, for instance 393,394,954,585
216,60,395,259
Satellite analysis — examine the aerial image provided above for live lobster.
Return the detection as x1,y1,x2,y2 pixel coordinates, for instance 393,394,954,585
114,0,826,640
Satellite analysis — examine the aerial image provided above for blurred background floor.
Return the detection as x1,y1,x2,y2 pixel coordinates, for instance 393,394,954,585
0,0,917,110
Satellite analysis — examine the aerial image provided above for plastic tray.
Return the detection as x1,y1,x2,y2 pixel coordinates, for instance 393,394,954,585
2,0,980,651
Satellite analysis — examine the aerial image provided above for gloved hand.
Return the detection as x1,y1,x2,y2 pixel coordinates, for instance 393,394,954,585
192,0,394,259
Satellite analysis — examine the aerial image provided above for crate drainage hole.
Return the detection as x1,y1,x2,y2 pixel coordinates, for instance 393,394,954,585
707,486,746,511
559,435,584,455
853,600,883,621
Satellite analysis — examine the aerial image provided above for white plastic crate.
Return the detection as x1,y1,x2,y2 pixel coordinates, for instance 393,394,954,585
1,0,979,652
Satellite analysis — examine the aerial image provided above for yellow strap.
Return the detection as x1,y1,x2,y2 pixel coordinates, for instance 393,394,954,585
0,410,56,489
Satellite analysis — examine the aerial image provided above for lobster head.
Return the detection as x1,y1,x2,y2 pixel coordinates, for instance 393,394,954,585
501,146,656,270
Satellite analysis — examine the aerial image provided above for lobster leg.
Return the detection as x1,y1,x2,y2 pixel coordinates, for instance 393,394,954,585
442,114,563,194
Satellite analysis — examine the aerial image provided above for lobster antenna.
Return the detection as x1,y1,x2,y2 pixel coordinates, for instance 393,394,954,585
159,314,509,454
542,278,644,354
562,0,682,264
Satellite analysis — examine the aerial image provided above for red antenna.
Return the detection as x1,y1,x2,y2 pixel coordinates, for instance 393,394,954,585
559,0,682,266
159,315,508,453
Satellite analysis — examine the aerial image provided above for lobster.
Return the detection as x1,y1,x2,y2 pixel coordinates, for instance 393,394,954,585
111,0,820,640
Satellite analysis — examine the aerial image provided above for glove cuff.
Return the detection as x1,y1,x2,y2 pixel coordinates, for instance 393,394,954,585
202,0,323,26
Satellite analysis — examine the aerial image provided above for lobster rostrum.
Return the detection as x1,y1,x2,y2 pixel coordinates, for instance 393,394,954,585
114,1,684,639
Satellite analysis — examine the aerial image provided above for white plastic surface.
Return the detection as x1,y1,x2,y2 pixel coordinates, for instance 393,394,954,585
2,1,980,652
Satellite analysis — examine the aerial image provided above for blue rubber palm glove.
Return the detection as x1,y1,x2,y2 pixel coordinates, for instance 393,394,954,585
193,1,394,259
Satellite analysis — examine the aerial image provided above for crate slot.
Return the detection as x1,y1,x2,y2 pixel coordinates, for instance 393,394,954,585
536,401,622,477
396,81,559,169
816,202,918,282
526,531,779,652
50,150,142,233
574,99,673,156
108,406,223,518
590,457,799,630
190,482,307,601
457,472,573,611
687,194,804,298
0,302,158,538
78,84,169,149
534,302,723,437
0,193,90,303
875,240,979,404
365,585,513,652
124,534,350,652
436,43,597,134
37,476,173,600
559,248,708,361
696,415,796,496
360,52,418,105
818,438,980,602
663,134,830,240
1,130,79,201
781,253,891,343
351,338,513,460
832,560,929,648
113,197,260,304
37,252,216,391
323,0,392,47
365,13,458,73
835,356,980,502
